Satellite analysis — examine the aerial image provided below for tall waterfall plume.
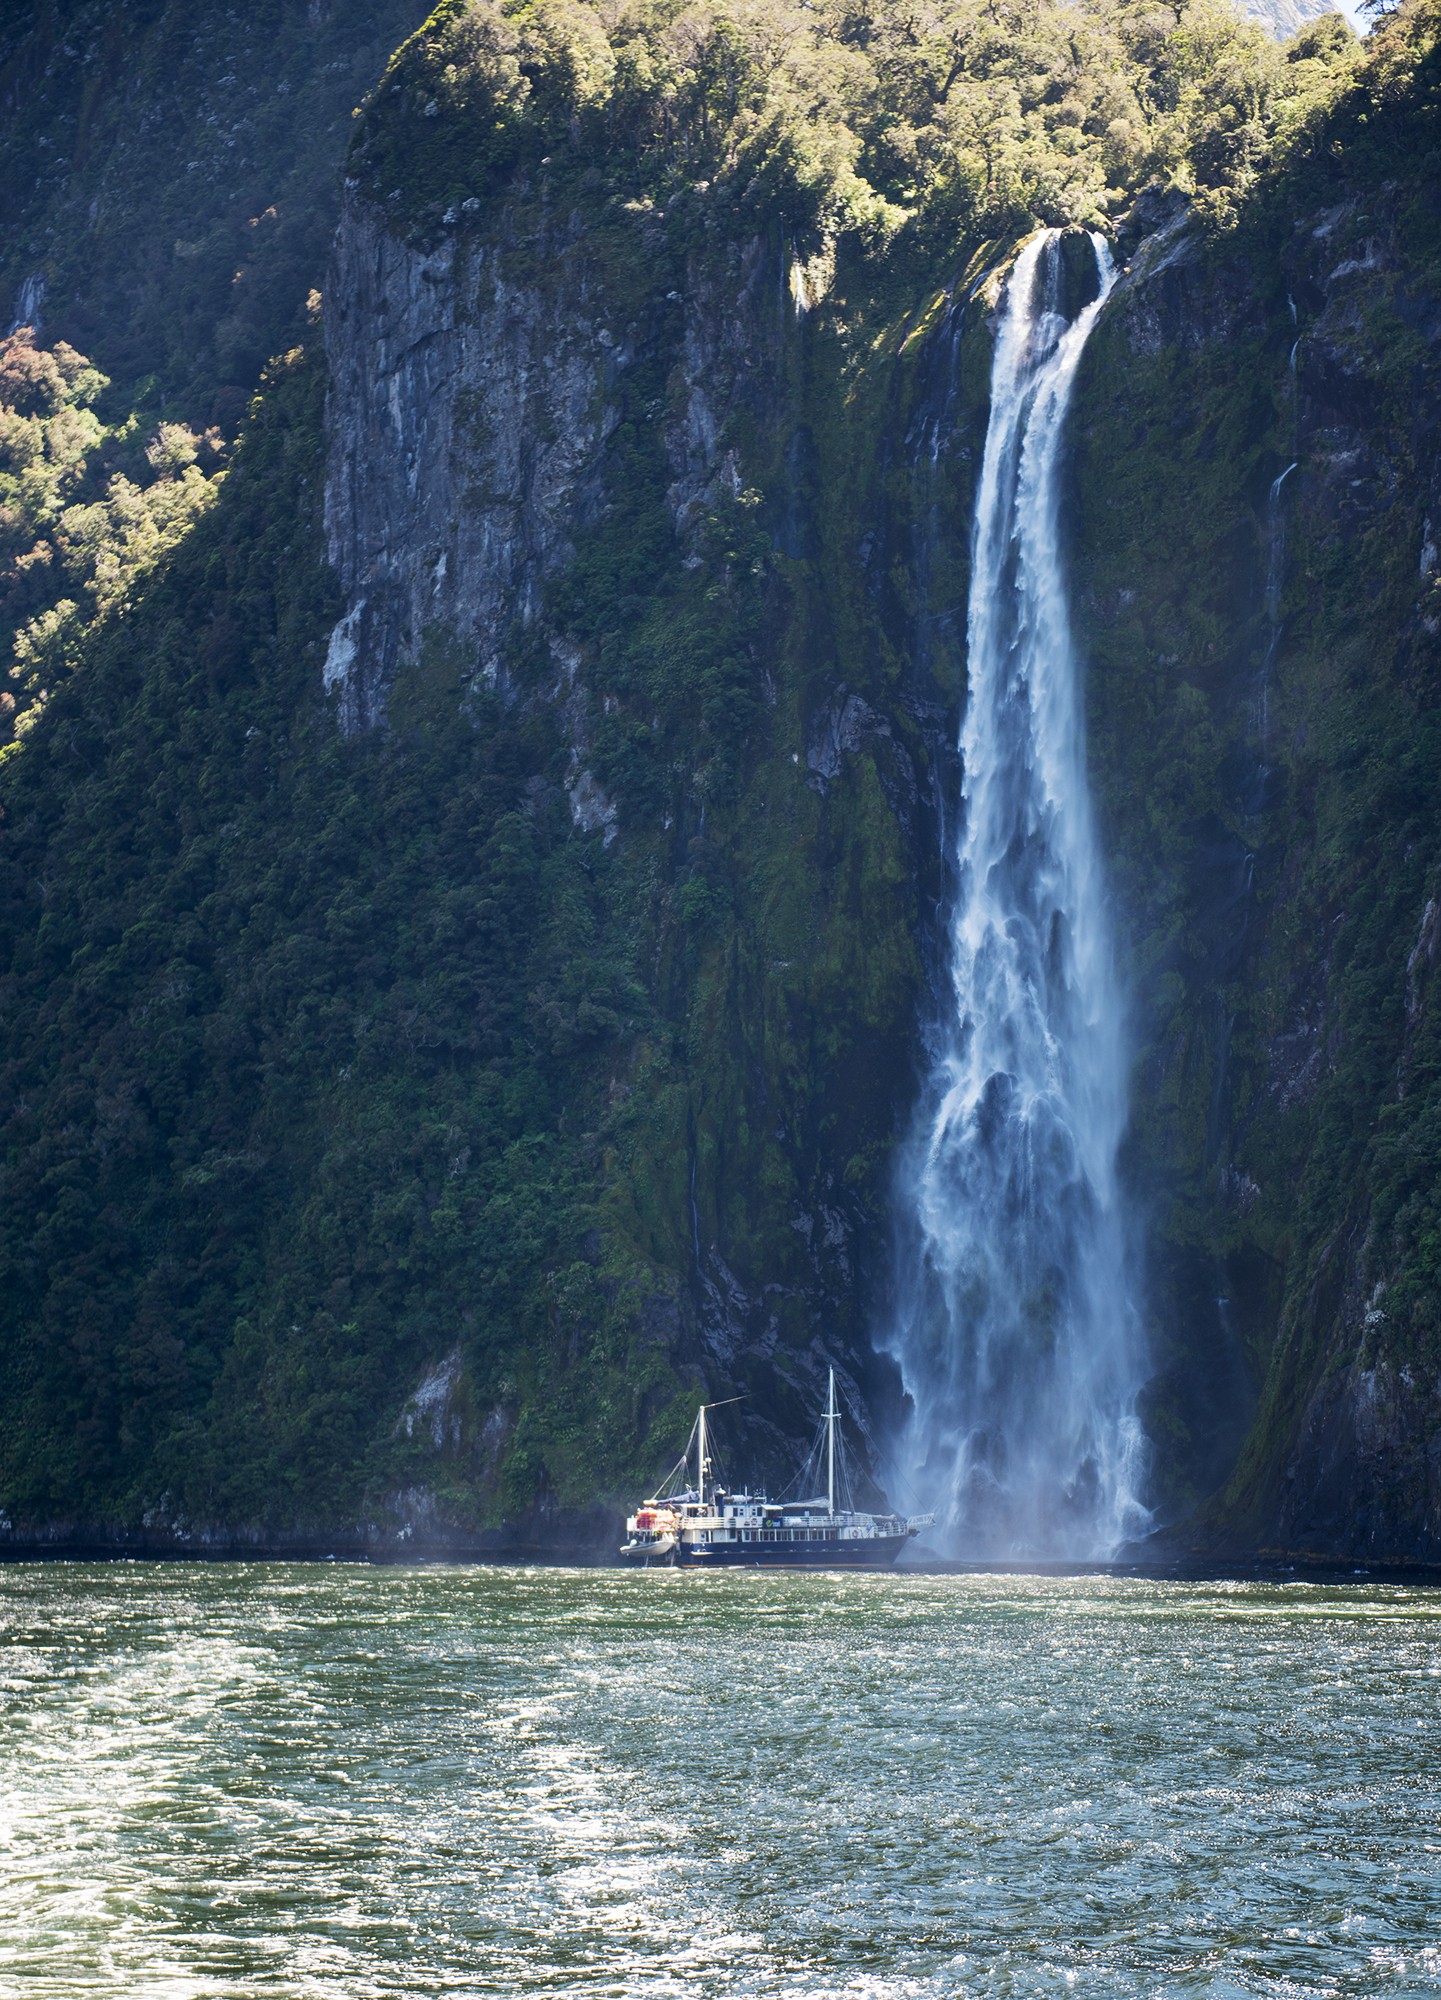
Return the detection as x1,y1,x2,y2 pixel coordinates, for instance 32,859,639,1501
889,230,1150,1560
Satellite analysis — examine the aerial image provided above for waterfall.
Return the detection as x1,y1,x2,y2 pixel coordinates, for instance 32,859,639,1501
889,230,1150,1560
1258,461,1297,751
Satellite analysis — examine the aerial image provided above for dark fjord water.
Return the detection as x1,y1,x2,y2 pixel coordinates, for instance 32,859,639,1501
2,1566,1438,1998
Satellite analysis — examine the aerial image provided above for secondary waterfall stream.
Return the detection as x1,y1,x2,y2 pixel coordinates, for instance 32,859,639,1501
890,230,1149,1559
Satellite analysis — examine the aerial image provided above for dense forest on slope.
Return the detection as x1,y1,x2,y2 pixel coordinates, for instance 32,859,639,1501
0,0,1437,1558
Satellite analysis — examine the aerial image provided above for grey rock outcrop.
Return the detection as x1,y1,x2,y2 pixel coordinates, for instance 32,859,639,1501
1278,1354,1441,1563
323,189,616,731
663,231,788,533
322,189,792,733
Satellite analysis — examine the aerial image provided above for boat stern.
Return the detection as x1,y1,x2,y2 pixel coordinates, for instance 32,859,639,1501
620,1505,680,1563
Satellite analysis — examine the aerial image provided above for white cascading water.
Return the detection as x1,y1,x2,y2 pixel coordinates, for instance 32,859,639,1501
889,230,1150,1559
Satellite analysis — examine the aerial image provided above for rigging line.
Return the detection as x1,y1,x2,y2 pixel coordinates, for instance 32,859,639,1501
648,1451,692,1503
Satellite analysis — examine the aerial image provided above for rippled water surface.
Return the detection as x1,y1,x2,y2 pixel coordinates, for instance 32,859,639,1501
2,1566,1439,1997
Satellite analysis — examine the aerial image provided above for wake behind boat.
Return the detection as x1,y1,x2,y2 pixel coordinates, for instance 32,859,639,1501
620,1370,932,1568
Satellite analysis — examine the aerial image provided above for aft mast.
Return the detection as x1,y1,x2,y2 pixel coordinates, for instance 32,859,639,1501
826,1367,837,1518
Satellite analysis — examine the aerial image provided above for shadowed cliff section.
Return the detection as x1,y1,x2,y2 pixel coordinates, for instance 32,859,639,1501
0,0,436,757
1074,0,1441,1560
0,0,432,416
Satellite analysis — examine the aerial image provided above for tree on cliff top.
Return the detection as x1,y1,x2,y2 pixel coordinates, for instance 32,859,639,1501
0,329,226,751
354,0,1365,243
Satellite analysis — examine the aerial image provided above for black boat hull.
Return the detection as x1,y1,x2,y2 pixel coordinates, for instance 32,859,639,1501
624,1534,913,1569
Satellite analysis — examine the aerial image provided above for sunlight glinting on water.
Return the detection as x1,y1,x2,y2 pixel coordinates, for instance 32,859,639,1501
2,1565,1439,1997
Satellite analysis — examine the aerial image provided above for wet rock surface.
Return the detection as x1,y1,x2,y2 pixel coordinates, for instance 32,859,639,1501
1076,170,1441,1563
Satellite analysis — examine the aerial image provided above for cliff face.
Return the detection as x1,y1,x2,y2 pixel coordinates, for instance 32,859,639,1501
3,0,1440,1559
1074,117,1441,1559
323,196,610,731
321,189,788,732
0,117,956,1549
306,0,1441,1559
302,160,957,1533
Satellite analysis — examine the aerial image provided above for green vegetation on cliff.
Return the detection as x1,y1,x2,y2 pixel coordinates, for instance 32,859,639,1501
0,345,709,1536
0,328,227,748
1,0,1438,1555
1074,0,1441,1546
356,0,1361,251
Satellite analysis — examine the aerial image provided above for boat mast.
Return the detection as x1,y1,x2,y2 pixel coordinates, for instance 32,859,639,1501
698,1401,708,1507
826,1367,837,1517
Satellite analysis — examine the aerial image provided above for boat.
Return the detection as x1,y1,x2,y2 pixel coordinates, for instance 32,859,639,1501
620,1369,933,1567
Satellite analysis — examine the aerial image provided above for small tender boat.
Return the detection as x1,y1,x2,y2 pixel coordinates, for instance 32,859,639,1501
620,1369,932,1568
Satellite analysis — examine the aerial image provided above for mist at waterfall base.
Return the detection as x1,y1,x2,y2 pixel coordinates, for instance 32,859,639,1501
888,231,1150,1564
